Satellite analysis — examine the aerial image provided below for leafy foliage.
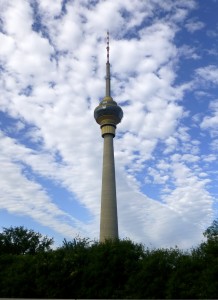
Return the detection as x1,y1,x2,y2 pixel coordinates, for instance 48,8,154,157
0,226,53,255
0,223,218,298
203,219,218,240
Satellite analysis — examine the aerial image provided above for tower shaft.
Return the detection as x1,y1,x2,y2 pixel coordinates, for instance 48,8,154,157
100,133,118,242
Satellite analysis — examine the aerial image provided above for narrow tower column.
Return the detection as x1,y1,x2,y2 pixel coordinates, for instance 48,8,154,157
94,32,123,242
100,133,118,241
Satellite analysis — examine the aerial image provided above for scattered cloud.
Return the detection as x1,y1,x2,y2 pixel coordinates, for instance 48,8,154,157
201,100,218,136
185,19,205,33
196,65,218,85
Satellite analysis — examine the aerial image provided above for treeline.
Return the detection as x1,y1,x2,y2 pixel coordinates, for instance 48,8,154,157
0,223,218,299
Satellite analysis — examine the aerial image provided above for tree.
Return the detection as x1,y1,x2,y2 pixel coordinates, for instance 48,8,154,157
191,219,218,298
127,247,183,299
0,226,53,255
203,219,218,241
80,239,144,298
166,250,204,299
0,254,38,298
1,223,218,299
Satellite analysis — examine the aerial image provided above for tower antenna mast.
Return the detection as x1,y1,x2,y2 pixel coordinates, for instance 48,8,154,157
106,30,110,63
106,31,111,97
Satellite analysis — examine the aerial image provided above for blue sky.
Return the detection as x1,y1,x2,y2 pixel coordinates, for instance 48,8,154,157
0,0,218,249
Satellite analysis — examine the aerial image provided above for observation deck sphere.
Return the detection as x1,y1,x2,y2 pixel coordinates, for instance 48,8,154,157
94,98,123,125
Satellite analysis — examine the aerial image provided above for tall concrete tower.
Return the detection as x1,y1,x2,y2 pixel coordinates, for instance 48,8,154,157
94,32,123,242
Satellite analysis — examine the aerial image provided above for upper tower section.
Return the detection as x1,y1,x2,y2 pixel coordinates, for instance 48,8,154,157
94,32,123,136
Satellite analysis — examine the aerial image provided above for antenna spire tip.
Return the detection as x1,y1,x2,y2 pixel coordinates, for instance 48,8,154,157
106,31,110,63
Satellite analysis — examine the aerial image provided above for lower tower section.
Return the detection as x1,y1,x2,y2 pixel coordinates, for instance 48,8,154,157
100,130,118,242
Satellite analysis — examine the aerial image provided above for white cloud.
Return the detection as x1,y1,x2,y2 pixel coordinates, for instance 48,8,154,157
201,100,218,136
185,19,205,33
0,153,83,238
37,0,62,17
196,65,218,85
178,44,200,60
211,139,218,152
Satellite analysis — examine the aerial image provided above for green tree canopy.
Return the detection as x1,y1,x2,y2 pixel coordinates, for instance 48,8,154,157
0,226,53,255
0,222,218,298
204,219,218,240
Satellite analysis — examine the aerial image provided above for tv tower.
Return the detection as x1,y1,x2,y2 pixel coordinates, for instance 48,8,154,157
94,32,123,242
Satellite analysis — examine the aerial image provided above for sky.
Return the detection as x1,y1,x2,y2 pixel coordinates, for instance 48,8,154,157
0,0,218,249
